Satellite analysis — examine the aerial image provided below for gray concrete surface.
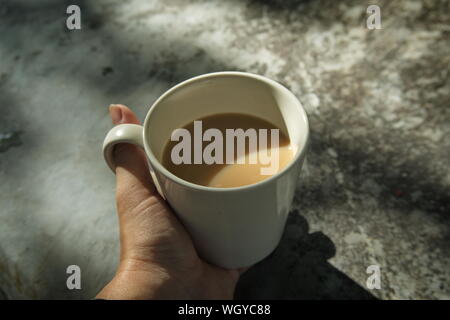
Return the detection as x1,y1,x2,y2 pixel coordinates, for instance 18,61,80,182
0,0,449,299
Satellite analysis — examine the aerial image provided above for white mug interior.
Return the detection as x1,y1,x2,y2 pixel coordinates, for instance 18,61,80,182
143,71,308,189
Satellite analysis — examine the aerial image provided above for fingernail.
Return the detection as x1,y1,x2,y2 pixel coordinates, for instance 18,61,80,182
109,104,122,124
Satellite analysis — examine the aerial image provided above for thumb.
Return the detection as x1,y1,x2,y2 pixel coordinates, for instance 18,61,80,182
109,104,157,212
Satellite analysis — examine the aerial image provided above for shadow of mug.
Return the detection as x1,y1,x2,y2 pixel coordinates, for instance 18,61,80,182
235,210,377,299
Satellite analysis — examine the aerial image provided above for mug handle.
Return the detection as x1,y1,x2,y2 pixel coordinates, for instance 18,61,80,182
102,124,166,199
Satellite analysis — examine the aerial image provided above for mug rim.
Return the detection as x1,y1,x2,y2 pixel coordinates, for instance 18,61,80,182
142,71,309,192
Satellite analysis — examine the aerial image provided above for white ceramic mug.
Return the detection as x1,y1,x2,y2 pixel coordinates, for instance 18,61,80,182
103,72,309,269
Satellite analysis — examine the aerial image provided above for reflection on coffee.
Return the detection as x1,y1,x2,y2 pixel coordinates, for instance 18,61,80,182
162,113,295,188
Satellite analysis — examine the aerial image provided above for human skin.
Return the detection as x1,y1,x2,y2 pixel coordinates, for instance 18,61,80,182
96,104,243,299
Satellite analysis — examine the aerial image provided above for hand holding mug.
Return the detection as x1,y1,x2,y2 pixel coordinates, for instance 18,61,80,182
102,72,309,269
97,105,241,300
99,72,309,299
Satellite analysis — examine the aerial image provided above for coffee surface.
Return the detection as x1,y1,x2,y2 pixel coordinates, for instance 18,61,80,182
161,113,294,188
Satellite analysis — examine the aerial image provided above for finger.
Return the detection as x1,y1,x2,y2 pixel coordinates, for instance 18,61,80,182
109,104,158,212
